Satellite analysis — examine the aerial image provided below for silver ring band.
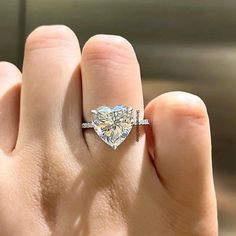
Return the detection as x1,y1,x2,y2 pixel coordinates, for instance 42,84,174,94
82,119,149,129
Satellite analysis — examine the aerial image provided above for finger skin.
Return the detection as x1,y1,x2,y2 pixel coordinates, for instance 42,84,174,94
16,25,82,149
145,92,217,232
81,34,143,119
81,34,144,154
0,62,21,152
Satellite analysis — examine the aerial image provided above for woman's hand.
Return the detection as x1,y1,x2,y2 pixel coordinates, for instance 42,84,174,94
0,25,217,236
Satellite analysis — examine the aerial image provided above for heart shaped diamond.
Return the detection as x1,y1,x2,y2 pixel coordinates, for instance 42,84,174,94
92,105,134,149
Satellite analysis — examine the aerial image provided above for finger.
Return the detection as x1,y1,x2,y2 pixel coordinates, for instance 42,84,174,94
145,92,217,206
81,35,148,159
16,25,82,148
82,35,143,117
0,62,21,152
81,35,144,155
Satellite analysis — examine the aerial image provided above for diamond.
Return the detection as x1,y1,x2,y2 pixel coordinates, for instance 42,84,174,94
92,105,134,149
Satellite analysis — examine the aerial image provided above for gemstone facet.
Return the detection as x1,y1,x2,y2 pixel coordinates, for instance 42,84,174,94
92,105,134,149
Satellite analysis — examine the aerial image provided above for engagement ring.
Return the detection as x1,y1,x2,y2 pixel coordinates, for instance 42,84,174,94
82,105,149,150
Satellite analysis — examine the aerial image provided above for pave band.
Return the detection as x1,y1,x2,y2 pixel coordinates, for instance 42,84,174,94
82,119,149,128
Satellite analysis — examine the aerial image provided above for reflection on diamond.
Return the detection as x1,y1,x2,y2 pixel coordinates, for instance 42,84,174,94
92,105,133,149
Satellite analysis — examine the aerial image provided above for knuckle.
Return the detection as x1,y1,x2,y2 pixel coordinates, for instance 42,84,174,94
0,61,18,72
82,34,137,64
147,92,208,122
163,92,208,121
0,61,21,78
25,25,78,51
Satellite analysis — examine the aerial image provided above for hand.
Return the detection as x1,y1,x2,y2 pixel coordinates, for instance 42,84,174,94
0,25,217,236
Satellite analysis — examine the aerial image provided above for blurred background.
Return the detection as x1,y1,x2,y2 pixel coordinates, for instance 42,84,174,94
0,0,236,235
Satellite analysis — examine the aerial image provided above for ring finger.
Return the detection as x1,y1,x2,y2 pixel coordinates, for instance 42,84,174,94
81,35,145,158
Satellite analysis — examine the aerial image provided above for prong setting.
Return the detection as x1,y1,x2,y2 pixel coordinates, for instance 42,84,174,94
82,105,149,150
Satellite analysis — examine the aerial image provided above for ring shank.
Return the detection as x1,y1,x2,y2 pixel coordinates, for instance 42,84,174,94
82,119,149,129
